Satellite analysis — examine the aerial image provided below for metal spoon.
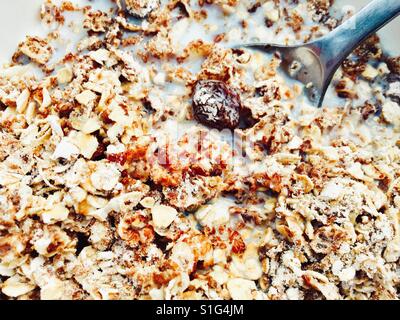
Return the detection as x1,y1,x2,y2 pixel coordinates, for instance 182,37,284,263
243,0,400,107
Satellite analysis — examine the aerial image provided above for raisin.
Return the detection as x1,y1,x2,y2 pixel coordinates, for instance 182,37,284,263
360,101,377,120
192,80,241,130
248,2,261,13
303,288,324,300
265,18,274,28
91,133,109,161
75,232,90,255
386,56,400,74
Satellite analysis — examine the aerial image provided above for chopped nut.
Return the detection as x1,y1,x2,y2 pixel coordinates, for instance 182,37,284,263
90,162,121,191
382,100,400,127
320,180,344,200
41,204,69,224
69,131,99,159
1,276,35,298
80,118,101,134
75,90,97,106
346,162,364,180
230,245,263,280
384,240,400,262
151,205,178,229
89,49,110,65
361,64,379,80
40,278,64,300
56,67,73,84
140,196,156,208
52,138,80,160
195,203,230,227
16,89,30,113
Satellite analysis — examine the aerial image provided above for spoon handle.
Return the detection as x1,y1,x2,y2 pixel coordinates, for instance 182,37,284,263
318,0,400,73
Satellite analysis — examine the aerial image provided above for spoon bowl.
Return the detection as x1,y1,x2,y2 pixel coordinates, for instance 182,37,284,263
242,0,400,107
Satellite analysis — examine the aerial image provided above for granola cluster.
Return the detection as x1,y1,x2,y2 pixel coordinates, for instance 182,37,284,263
0,0,399,300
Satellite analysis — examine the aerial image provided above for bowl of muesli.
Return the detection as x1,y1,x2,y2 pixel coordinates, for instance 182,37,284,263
0,0,399,300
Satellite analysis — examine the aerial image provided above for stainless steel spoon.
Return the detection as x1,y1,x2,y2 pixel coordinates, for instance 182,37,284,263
243,0,400,107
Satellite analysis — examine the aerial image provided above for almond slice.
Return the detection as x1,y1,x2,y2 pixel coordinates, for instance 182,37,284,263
75,90,97,106
151,205,178,229
41,204,69,224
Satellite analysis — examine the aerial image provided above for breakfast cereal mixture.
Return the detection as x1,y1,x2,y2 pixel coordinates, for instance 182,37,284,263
0,0,399,300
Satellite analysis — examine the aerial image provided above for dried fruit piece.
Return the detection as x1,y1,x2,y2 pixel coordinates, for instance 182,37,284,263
192,80,241,130
124,0,160,18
